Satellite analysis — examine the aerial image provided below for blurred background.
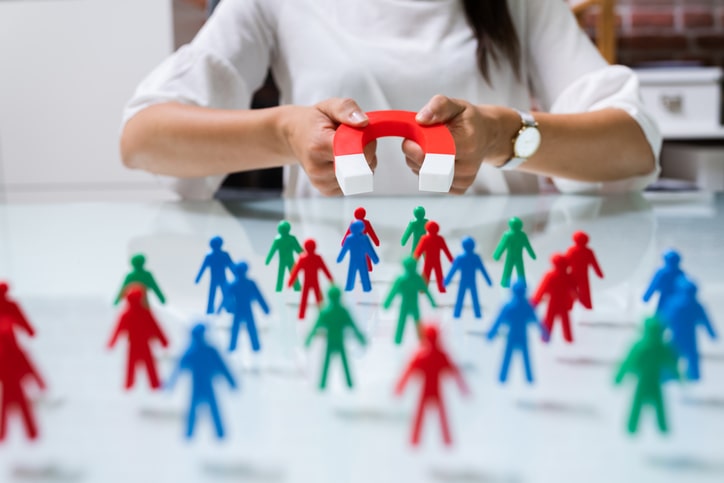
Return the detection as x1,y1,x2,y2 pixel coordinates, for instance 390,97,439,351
0,0,722,202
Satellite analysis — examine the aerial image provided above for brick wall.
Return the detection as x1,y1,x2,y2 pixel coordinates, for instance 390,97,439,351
579,0,724,67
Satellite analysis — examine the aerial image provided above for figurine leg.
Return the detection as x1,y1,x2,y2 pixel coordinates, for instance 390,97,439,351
18,396,38,439
247,319,261,352
521,346,534,383
513,258,526,286
436,398,452,446
685,352,701,381
319,350,332,390
186,399,198,438
653,392,668,433
275,265,285,292
229,318,241,352
453,286,465,319
298,286,310,319
338,349,353,388
626,391,644,434
411,398,427,446
560,312,573,343
499,343,514,383
125,355,137,390
0,399,8,440
286,264,301,291
206,282,217,314
501,260,513,288
345,265,356,291
143,353,161,389
360,268,372,292
433,265,445,293
470,287,481,319
208,397,225,439
394,313,407,345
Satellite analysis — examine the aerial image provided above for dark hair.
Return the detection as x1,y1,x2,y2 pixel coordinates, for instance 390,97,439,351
462,0,521,84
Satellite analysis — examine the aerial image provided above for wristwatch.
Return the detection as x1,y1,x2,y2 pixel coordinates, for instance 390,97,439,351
499,110,541,171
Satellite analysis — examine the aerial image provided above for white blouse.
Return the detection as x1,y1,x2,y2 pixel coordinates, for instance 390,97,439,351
123,0,662,199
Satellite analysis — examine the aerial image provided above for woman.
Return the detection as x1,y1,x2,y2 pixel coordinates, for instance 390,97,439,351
120,0,660,199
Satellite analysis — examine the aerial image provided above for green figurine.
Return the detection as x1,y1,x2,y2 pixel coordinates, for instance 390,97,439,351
383,257,437,345
615,316,680,435
114,253,165,305
305,286,366,389
265,220,303,292
401,206,428,254
492,217,536,288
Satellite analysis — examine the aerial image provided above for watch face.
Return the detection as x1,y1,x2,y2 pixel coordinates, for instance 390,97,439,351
514,127,541,158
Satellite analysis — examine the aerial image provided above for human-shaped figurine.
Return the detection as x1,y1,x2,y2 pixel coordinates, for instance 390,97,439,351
0,282,35,339
401,206,428,254
305,286,366,389
337,220,380,292
487,281,548,383
107,285,169,390
661,277,717,381
226,262,270,352
265,220,303,292
443,237,493,318
565,231,604,310
395,324,468,446
492,217,536,288
288,239,333,319
643,250,686,315
531,254,578,343
166,323,237,439
342,207,380,272
0,326,46,441
413,221,453,293
614,316,680,434
114,253,166,306
383,257,437,345
195,236,235,314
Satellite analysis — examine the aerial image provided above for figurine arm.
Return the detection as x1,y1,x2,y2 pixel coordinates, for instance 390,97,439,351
614,347,636,385
590,253,604,278
477,256,493,286
394,358,418,395
165,355,187,390
304,318,323,347
530,276,549,306
642,273,661,302
486,308,507,341
292,237,303,254
366,238,380,265
107,316,127,349
265,241,279,265
412,238,426,260
215,352,237,390
287,260,302,288
194,257,209,284
442,240,454,262
320,259,334,281
698,305,717,339
347,315,367,346
13,306,36,337
421,279,437,308
113,277,129,305
492,235,508,261
253,283,271,315
449,361,470,396
401,223,414,246
524,235,536,260
366,222,380,246
443,258,459,287
383,281,400,309
148,277,166,304
336,240,350,263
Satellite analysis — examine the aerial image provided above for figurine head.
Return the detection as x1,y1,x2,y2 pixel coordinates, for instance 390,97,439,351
425,220,440,235
209,236,223,250
422,324,440,347
353,207,366,220
676,276,697,297
511,280,527,297
234,261,249,278
413,206,426,220
327,285,342,304
350,220,365,235
130,254,146,270
663,250,681,268
0,282,8,299
508,217,523,231
191,323,207,343
461,236,476,253
572,231,589,246
642,316,664,340
551,253,568,271
402,256,418,274
125,284,146,306
277,220,291,235
303,239,317,253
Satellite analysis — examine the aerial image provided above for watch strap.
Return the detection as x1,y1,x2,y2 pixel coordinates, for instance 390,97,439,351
499,110,538,171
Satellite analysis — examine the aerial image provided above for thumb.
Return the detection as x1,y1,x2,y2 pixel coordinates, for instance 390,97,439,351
316,97,369,126
416,94,465,125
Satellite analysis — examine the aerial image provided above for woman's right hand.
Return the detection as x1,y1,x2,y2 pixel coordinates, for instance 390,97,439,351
282,98,376,196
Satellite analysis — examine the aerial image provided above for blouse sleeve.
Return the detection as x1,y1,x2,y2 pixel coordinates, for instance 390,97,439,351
121,0,277,199
522,0,662,193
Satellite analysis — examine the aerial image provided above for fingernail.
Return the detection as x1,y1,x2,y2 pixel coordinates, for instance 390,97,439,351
416,108,433,123
349,110,368,123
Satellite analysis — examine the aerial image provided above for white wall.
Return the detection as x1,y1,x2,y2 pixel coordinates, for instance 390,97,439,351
0,0,177,201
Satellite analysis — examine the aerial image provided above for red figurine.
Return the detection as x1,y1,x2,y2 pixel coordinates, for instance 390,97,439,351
108,285,169,390
0,282,35,339
395,324,468,446
565,231,604,310
0,325,45,441
531,254,578,343
288,239,334,319
413,221,453,293
342,207,380,271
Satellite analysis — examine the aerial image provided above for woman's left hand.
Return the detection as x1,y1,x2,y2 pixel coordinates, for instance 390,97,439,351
402,95,518,194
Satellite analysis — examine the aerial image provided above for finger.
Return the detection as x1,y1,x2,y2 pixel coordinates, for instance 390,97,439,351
416,94,466,125
401,139,424,166
316,97,368,127
363,139,378,172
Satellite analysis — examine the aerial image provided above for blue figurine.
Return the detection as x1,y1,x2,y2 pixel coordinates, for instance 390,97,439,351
661,277,717,381
487,281,549,383
195,236,235,314
225,262,270,352
643,250,686,314
443,236,493,319
337,220,380,292
166,323,237,439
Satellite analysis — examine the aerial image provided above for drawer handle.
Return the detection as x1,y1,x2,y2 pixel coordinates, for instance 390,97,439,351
660,94,683,114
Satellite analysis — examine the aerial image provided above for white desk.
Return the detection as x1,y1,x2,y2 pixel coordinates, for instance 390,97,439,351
0,193,722,483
